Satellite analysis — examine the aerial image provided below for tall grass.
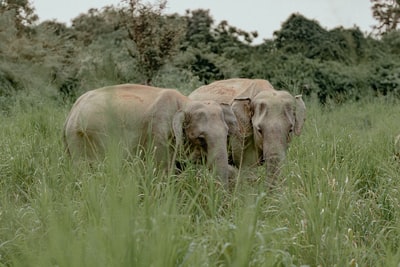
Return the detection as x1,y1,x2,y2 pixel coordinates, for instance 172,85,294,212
1,91,400,266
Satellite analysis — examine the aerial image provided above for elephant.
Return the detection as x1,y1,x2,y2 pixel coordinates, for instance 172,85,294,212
63,83,238,185
189,78,306,186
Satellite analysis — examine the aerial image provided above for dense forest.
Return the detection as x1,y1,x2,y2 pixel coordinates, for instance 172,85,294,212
1,0,400,107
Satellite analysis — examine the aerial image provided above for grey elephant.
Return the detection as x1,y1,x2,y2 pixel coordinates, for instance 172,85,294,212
63,83,238,185
189,78,306,186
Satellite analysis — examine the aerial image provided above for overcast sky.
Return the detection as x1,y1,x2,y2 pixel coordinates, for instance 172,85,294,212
33,0,376,43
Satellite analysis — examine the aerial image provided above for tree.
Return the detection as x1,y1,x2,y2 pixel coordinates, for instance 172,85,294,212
182,9,215,49
274,14,327,57
71,6,122,46
119,0,184,85
0,0,40,96
371,0,400,34
179,9,256,83
0,0,38,35
274,14,367,63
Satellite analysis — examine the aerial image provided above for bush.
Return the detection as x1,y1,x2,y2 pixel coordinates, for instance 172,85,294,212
0,67,20,97
313,61,371,104
370,58,400,96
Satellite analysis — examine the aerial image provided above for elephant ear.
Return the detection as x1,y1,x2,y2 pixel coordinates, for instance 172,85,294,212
231,97,253,136
220,103,239,136
294,95,306,136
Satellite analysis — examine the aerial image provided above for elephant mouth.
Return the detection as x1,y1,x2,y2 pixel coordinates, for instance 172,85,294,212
259,152,283,166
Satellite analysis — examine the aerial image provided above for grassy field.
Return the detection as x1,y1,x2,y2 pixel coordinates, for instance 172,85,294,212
1,90,400,267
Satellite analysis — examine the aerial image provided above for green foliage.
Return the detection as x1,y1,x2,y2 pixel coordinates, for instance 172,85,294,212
176,46,225,84
274,14,368,64
370,57,400,96
0,8,42,96
62,6,135,97
381,29,400,54
371,0,400,34
241,50,371,104
1,1,399,102
0,66,21,97
312,61,371,103
71,6,121,46
179,9,255,84
182,9,215,48
0,0,38,35
120,0,185,85
274,13,328,56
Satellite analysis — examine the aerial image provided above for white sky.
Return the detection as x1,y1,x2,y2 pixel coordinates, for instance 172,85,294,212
32,0,376,43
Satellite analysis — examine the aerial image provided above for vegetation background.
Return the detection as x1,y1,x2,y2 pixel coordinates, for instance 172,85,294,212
1,0,400,266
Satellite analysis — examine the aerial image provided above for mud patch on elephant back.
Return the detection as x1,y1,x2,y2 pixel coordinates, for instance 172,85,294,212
214,86,237,97
117,93,144,102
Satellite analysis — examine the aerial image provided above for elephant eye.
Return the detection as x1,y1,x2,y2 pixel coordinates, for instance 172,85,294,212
256,126,262,135
290,122,295,133
287,125,294,142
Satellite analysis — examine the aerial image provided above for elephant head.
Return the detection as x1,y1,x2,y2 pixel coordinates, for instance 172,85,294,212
172,100,238,185
231,90,306,186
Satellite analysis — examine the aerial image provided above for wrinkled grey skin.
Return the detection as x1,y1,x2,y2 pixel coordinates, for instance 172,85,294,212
189,78,306,186
63,84,238,185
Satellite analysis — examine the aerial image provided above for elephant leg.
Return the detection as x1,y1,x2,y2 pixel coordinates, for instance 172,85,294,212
151,126,175,174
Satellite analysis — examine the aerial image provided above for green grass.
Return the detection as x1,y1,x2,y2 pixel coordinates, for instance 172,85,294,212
1,92,400,266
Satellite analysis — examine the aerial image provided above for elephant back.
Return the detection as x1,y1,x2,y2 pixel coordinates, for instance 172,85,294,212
189,78,275,103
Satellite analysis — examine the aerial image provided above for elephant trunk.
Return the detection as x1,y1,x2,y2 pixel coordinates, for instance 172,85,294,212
207,138,234,186
263,132,287,188
264,154,283,185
